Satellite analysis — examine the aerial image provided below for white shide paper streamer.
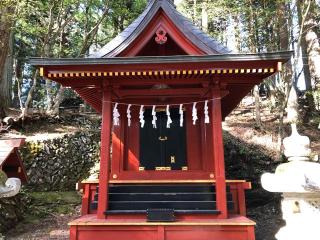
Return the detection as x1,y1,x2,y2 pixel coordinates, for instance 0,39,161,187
113,103,120,126
192,102,198,125
179,104,184,127
127,104,132,127
139,105,145,128
204,100,210,124
166,105,172,128
152,105,157,128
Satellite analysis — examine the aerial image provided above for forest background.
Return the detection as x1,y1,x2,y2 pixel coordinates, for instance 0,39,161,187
0,0,319,160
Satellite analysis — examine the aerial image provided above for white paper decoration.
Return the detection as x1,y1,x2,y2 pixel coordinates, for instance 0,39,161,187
192,102,198,125
113,103,120,126
127,104,132,127
152,105,157,128
166,105,172,128
112,100,214,128
179,104,184,127
204,100,210,124
139,105,145,128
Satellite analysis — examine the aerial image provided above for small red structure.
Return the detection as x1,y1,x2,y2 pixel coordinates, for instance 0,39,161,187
0,138,27,183
30,0,291,239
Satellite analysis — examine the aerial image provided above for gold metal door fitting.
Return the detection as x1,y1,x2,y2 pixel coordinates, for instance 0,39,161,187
158,136,168,141
170,156,176,163
156,167,171,171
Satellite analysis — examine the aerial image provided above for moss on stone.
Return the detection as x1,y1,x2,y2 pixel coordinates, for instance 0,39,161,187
0,170,7,186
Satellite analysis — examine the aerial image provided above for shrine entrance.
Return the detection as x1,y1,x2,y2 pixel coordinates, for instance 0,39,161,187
139,108,187,171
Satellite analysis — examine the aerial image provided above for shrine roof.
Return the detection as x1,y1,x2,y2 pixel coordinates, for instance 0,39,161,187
89,0,231,58
30,51,291,66
30,51,292,119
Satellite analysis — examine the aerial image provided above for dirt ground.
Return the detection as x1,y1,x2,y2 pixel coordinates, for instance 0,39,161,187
5,214,77,240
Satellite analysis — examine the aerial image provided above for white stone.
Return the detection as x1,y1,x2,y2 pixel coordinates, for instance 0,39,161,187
275,193,320,240
261,120,320,240
261,161,320,193
0,178,21,198
283,124,311,161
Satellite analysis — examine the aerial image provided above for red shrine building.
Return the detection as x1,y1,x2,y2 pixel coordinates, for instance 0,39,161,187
31,0,291,239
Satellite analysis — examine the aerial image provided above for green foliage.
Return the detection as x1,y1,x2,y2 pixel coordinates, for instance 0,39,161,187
0,170,7,186
24,191,81,218
179,0,286,52
13,0,147,110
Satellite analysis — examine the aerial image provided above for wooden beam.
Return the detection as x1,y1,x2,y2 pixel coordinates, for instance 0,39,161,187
114,88,207,98
109,79,210,86
81,179,248,184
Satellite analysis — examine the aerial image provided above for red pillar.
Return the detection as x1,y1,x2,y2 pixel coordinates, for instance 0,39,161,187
81,183,90,215
97,87,112,219
211,87,228,219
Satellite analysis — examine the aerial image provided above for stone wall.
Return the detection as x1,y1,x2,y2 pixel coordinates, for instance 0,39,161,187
21,131,100,191
1,130,100,233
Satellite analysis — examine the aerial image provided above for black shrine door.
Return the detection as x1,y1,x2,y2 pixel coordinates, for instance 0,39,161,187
140,108,187,170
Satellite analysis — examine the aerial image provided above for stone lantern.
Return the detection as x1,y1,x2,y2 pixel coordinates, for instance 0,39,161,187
261,87,320,240
0,170,21,198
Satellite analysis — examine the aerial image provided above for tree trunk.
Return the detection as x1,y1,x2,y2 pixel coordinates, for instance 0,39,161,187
0,5,15,118
22,69,38,119
1,31,13,108
297,0,316,112
254,85,262,127
276,1,294,159
247,0,262,128
193,0,197,23
47,86,65,116
201,1,208,32
304,4,320,91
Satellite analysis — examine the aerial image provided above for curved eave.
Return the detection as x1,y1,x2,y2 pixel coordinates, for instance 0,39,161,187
29,51,292,119
30,51,292,67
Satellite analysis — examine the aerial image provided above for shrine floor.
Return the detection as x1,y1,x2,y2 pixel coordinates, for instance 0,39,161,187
69,214,256,240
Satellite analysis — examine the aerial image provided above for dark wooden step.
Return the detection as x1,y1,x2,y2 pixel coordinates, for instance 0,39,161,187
106,192,233,202
109,192,215,201
105,209,221,214
109,200,218,210
90,184,234,213
109,184,217,193
92,201,234,211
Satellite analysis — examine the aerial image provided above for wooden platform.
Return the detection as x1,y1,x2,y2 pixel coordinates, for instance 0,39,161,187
69,215,256,240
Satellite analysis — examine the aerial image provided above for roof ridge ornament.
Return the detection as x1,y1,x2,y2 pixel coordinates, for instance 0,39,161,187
148,0,175,5
155,27,168,45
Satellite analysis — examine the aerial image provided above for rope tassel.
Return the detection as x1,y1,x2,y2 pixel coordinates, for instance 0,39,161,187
113,103,120,126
